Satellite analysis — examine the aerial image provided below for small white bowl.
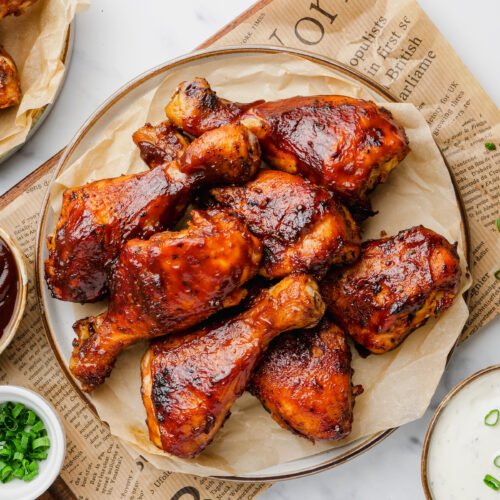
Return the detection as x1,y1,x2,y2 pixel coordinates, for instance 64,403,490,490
0,227,28,355
0,386,66,500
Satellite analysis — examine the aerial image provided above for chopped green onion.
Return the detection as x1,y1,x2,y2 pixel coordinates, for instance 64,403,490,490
484,474,500,491
24,411,36,427
11,404,24,420
23,470,37,482
30,420,44,434
494,456,500,468
485,142,497,151
0,401,50,482
1,464,12,482
497,218,500,233
20,433,29,451
33,437,50,450
484,409,500,426
13,467,24,479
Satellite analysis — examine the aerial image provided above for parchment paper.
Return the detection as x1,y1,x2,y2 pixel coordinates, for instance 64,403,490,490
0,0,87,156
48,53,470,476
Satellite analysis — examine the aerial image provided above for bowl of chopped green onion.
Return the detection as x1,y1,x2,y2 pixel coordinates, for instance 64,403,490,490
0,385,65,500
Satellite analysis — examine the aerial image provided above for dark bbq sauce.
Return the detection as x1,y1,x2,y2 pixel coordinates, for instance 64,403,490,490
0,237,18,338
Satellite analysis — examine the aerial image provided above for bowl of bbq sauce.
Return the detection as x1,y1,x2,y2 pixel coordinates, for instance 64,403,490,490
0,227,27,354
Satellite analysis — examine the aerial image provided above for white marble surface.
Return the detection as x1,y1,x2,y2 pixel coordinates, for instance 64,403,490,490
1,0,499,498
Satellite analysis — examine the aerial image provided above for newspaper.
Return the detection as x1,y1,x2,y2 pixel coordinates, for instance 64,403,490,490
209,0,500,339
0,0,498,497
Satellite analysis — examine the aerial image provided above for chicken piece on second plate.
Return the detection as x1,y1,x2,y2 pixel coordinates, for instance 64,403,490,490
0,47,21,109
249,318,362,442
0,0,38,19
211,170,360,279
141,274,325,458
321,226,461,354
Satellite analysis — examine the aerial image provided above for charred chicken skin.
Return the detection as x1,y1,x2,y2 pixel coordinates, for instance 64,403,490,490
249,318,362,441
321,226,461,354
165,77,410,215
211,170,360,279
132,119,190,169
0,47,20,109
70,209,263,392
0,0,38,19
141,273,325,458
165,77,263,137
45,123,260,303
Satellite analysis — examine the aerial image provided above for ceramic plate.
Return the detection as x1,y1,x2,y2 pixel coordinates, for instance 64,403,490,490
35,46,469,482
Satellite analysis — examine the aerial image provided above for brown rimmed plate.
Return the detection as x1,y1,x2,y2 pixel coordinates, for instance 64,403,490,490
421,364,500,498
35,45,470,482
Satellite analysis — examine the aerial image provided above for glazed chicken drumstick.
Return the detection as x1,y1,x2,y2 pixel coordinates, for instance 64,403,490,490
211,169,360,279
70,209,262,392
0,47,21,109
141,273,325,458
321,226,461,354
249,318,362,442
45,123,260,303
166,77,410,216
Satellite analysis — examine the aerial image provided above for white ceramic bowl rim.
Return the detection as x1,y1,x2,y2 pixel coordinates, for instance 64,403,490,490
0,385,66,500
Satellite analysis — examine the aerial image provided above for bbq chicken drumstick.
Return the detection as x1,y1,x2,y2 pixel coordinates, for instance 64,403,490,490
70,209,263,392
321,226,461,354
45,123,260,303
166,78,410,216
211,169,360,279
250,318,362,442
141,273,325,458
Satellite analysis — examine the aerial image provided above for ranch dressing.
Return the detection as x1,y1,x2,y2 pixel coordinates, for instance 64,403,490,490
428,370,500,499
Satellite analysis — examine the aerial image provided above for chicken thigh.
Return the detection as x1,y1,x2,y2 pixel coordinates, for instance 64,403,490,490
249,318,362,441
141,273,325,458
70,209,263,392
211,170,360,279
45,123,260,303
321,226,461,354
166,78,410,215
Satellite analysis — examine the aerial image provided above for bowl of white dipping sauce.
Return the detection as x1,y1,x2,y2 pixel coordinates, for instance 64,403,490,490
422,365,500,499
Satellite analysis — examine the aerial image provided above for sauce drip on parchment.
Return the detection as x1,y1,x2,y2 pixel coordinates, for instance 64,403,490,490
0,237,18,338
